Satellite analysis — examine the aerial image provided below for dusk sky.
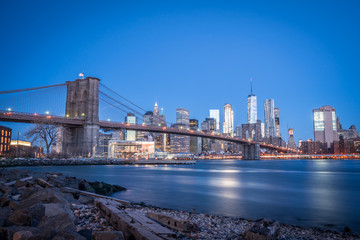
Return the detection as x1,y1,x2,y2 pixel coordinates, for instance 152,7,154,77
1,1,360,142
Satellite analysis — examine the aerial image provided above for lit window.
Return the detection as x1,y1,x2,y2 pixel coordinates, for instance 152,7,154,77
0,145,2,151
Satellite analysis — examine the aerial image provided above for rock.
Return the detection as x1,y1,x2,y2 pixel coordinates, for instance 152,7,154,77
1,194,10,207
14,181,27,189
26,203,45,224
344,226,352,233
91,231,125,240
19,188,68,210
7,210,31,226
37,203,76,235
12,194,21,201
52,228,86,240
78,229,92,240
78,181,95,193
34,178,53,188
78,195,93,205
244,231,267,240
13,230,33,240
0,207,12,227
8,200,19,210
0,226,40,240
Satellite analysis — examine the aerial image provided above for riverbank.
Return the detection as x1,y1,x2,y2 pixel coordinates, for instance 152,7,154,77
0,158,195,167
1,169,359,239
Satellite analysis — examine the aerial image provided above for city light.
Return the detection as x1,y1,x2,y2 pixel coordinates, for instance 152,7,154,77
107,118,111,121
7,108,11,111
45,111,50,115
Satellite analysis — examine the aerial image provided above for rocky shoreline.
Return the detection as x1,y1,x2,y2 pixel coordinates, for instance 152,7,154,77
0,158,195,167
0,169,359,240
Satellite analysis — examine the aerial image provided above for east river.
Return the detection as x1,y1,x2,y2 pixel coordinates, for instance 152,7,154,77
16,159,360,232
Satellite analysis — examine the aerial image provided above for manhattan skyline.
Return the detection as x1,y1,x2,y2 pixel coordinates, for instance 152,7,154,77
1,1,359,143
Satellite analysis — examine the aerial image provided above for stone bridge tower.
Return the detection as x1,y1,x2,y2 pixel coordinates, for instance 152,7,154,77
63,77,100,156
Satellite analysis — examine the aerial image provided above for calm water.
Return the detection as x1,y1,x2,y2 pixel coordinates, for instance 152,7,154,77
15,159,360,232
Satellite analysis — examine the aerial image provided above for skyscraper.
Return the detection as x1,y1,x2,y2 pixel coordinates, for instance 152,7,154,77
223,104,234,137
247,79,257,124
209,109,220,133
125,113,137,141
264,99,276,138
313,105,338,148
176,108,190,127
288,128,297,149
274,108,281,137
153,102,159,125
189,119,201,154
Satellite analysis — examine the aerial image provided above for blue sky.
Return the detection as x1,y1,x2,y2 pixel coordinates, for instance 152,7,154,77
1,1,359,142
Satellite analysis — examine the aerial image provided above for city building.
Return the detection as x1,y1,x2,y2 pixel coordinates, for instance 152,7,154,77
0,125,12,156
235,126,242,138
274,108,281,137
337,123,359,140
138,111,153,141
247,79,257,124
9,140,42,158
153,102,160,125
97,132,112,157
189,119,201,154
261,123,265,138
223,104,234,137
313,105,337,148
108,140,155,159
287,128,297,149
209,109,220,133
170,123,190,153
264,99,276,138
176,108,190,127
299,140,328,154
125,113,137,141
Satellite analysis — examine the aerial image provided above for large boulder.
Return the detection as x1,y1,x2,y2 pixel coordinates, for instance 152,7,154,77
0,226,41,240
7,210,31,226
51,228,86,240
37,203,76,237
19,188,69,210
91,231,125,240
244,219,280,240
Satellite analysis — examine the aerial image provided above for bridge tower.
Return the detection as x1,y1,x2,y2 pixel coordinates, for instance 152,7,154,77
63,77,100,156
242,143,260,160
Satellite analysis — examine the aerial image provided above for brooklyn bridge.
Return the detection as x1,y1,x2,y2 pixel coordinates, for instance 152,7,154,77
0,77,299,159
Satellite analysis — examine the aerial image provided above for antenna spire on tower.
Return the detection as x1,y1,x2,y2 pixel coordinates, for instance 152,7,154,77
250,78,253,95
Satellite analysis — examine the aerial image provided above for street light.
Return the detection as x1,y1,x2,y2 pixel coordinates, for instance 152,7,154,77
45,111,50,115
7,108,11,111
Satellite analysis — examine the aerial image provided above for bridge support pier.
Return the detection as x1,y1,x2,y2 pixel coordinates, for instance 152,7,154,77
242,143,260,160
63,77,100,157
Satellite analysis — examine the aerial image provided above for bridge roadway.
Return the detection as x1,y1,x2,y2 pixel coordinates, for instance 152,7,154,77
0,110,298,153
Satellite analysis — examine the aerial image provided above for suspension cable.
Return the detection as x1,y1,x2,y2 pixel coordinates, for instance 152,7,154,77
0,83,67,95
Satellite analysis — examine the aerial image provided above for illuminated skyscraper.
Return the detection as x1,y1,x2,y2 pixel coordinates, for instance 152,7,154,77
288,128,297,149
313,105,338,148
209,109,220,133
176,108,190,127
125,113,137,141
153,102,159,125
264,99,276,138
223,104,234,137
274,108,281,137
247,79,257,124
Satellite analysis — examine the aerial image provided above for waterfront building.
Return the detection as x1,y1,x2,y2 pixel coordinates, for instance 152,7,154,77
264,99,276,138
274,108,281,137
299,140,328,154
97,132,112,157
209,109,220,133
287,128,297,149
9,140,42,158
313,105,338,148
125,113,137,141
108,140,155,159
0,125,12,156
247,79,257,124
170,123,190,153
223,104,234,137
176,108,190,127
